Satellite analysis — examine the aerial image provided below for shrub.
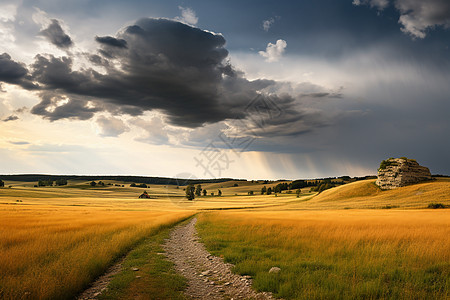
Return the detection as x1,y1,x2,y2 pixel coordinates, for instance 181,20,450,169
379,159,396,171
427,203,446,209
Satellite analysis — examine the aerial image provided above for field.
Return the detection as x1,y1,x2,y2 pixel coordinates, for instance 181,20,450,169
0,177,449,299
197,210,450,299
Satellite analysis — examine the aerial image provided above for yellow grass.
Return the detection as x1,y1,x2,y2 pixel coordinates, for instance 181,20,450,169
197,209,450,299
282,178,450,210
0,178,448,299
0,204,191,299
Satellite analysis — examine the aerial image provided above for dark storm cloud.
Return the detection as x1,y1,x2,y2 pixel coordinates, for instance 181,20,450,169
21,18,306,128
95,36,128,48
39,19,73,49
31,91,99,121
0,53,37,90
0,18,325,135
2,115,19,122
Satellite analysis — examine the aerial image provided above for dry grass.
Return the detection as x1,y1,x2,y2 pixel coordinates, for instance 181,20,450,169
197,209,450,299
0,204,191,299
282,178,450,210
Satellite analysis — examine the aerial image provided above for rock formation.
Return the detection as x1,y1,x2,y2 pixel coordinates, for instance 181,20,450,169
376,157,432,190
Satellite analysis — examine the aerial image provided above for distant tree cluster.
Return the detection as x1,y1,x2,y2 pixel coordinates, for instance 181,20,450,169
195,185,202,197
0,179,4,187
311,179,335,193
55,178,67,186
274,182,289,193
130,183,148,188
184,185,220,200
38,179,54,187
261,186,272,195
90,181,105,187
185,184,195,200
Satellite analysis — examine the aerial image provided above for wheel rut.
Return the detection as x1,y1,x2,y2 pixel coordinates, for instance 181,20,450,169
163,217,274,300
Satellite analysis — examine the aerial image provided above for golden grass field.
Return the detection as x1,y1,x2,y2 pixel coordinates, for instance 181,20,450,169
197,209,450,299
0,177,449,299
0,182,194,299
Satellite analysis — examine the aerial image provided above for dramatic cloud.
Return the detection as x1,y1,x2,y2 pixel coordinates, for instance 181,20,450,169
175,6,198,25
0,17,334,150
259,39,287,62
39,19,73,49
96,115,129,137
2,115,19,122
354,0,450,38
0,18,306,132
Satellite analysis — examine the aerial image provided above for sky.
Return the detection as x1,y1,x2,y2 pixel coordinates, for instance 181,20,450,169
1,0,449,180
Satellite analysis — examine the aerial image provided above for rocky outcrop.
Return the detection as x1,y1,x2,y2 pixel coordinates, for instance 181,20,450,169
376,158,432,190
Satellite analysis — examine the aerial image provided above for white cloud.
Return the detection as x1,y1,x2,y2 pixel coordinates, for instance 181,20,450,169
0,3,17,22
175,6,198,26
96,115,129,137
354,0,450,39
258,39,287,62
396,0,450,39
262,17,275,31
352,0,389,10
0,3,17,46
31,7,51,28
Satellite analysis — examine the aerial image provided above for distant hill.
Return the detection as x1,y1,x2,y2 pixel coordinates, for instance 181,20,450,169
0,174,243,186
302,178,450,209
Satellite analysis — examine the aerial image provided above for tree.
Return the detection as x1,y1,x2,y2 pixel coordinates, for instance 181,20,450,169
90,181,97,187
130,183,137,187
296,189,301,197
185,184,195,200
195,185,202,197
267,187,272,195
0,179,4,187
248,191,254,195
218,189,222,196
211,192,214,196
202,189,207,196
261,186,267,195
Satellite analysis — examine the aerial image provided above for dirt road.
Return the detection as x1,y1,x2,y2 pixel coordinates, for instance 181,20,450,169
163,217,274,299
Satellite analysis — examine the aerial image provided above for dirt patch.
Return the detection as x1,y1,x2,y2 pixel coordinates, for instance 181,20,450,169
163,217,275,299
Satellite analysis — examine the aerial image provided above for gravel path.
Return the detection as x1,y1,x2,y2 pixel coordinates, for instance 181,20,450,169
163,217,275,300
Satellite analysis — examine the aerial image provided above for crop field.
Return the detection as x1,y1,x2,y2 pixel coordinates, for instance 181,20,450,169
0,178,449,299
